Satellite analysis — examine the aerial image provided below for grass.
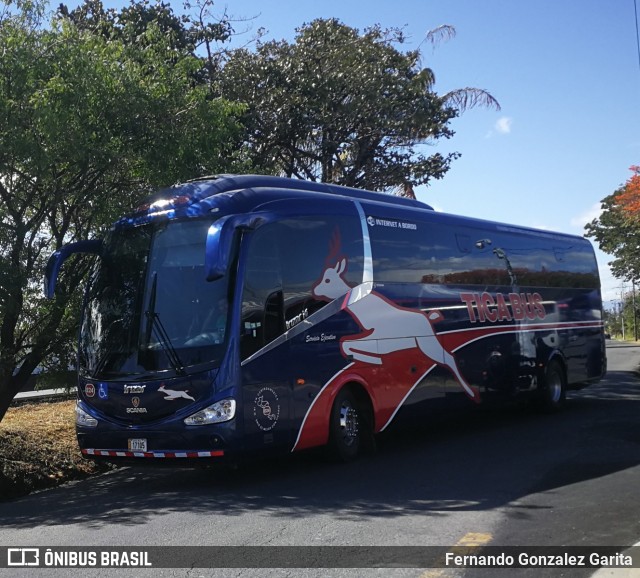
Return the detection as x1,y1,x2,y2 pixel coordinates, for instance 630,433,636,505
0,400,113,501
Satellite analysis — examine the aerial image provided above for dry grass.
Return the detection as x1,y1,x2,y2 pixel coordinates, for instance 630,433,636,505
0,400,113,501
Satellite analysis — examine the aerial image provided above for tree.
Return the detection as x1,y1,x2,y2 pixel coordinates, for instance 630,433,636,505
614,165,640,216
585,167,640,283
219,18,499,191
58,0,237,90
0,1,243,421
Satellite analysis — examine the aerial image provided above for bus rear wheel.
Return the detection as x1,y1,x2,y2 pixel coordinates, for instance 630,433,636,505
538,359,566,412
329,388,362,462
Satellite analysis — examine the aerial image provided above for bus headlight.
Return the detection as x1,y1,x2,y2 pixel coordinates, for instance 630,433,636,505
184,398,236,426
75,402,98,428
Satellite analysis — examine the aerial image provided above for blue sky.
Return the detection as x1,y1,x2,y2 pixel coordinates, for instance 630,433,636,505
66,0,640,301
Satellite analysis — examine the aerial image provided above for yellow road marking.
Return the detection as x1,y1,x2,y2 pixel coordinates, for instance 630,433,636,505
418,532,493,578
455,533,493,547
419,571,449,578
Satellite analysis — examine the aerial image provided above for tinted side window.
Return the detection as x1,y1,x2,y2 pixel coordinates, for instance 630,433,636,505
368,217,510,285
369,214,599,289
368,215,437,283
240,215,364,361
278,216,363,328
477,232,600,289
240,225,284,361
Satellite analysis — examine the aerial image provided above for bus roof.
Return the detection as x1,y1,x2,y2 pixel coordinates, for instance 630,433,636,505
114,174,590,247
116,174,434,226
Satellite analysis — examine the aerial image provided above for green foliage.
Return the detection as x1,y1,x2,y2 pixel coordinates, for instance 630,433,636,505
0,0,243,419
605,290,640,340
585,187,640,283
58,0,234,87
219,18,497,191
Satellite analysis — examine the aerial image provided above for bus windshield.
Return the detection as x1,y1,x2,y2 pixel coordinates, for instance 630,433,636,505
79,220,230,379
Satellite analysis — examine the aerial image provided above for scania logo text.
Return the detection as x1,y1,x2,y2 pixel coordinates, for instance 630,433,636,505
126,396,148,414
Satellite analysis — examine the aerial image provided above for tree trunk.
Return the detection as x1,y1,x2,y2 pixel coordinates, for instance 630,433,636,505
0,295,70,423
0,372,30,423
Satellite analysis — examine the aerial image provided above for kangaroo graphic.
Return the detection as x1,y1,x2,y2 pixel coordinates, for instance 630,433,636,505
312,257,480,403
158,385,195,402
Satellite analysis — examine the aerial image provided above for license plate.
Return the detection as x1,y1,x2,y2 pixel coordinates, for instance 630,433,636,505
128,438,147,452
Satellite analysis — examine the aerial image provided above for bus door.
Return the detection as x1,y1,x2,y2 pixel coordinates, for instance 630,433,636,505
239,225,292,453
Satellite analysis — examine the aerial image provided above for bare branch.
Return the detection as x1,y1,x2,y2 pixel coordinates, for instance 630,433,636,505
425,24,456,47
442,87,501,113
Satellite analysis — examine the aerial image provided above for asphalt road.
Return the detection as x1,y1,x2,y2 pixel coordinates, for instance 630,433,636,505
0,340,639,578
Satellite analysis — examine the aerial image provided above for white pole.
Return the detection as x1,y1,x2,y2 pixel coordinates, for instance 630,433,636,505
621,282,626,340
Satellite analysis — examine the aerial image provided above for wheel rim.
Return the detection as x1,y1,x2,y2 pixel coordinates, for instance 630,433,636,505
547,369,562,403
339,401,359,447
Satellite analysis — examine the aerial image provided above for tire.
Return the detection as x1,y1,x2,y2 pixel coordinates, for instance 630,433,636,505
329,388,362,462
538,359,566,412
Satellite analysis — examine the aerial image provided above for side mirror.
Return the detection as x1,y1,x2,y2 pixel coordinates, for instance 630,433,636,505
44,239,102,298
205,216,238,282
205,214,270,281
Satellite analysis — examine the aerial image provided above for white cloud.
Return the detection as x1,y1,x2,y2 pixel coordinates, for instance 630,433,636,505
531,223,552,231
485,116,513,138
495,116,513,134
570,202,602,229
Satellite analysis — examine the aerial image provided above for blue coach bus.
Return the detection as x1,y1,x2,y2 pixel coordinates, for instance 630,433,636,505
45,175,606,463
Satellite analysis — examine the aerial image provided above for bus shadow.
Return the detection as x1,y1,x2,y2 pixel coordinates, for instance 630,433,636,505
1,371,639,529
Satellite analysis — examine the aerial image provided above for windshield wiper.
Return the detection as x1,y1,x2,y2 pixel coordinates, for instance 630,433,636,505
87,317,126,378
91,340,117,379
144,272,185,374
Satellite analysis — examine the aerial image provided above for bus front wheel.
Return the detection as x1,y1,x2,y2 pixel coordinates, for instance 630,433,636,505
329,388,362,462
